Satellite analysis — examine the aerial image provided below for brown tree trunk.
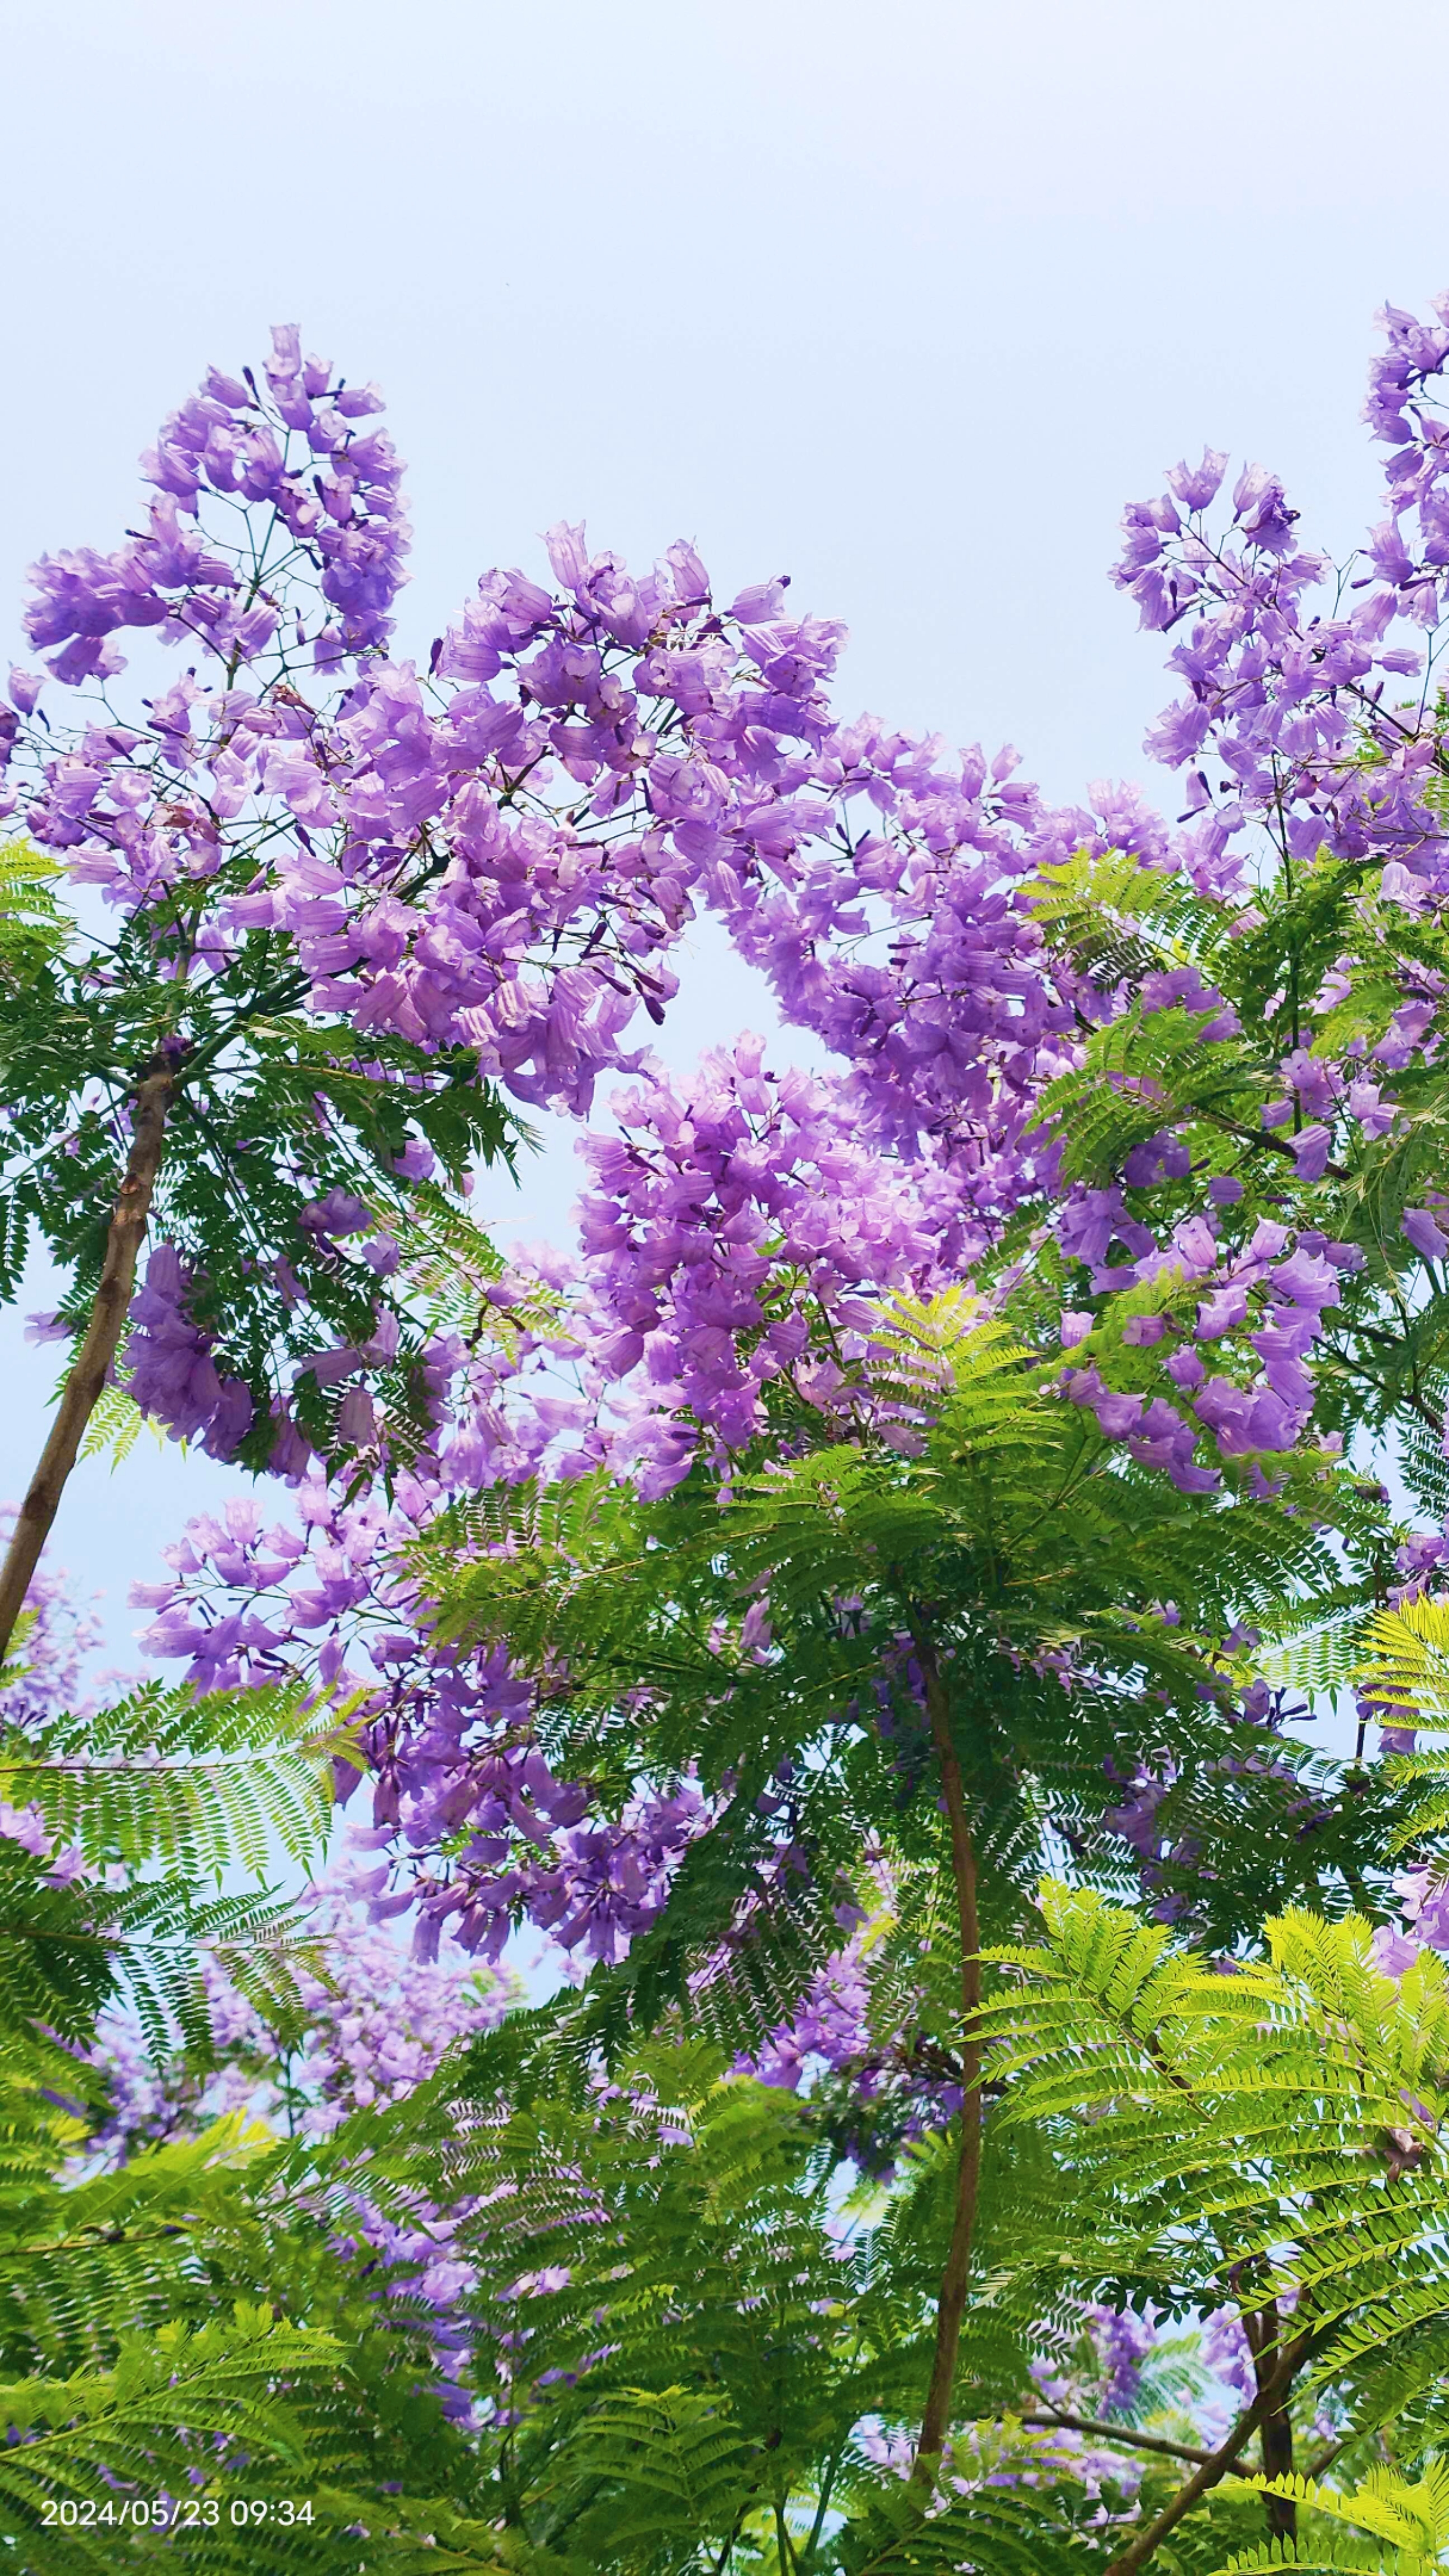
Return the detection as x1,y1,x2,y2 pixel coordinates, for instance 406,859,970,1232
1251,2304,1296,2543
1258,2402,1296,2537
908,1618,983,2486
0,1062,174,1668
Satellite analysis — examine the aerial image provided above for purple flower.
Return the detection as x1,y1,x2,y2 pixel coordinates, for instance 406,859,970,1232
1373,1924,1421,1977
24,1311,71,1346
337,1386,377,1446
1194,1376,1300,1456
1164,1346,1205,1393
124,1244,252,1457
1396,1868,1449,1951
1166,448,1229,511
1195,1286,1248,1340
299,1189,374,1239
1287,1122,1332,1183
1404,1205,1449,1261
1231,462,1298,553
1268,1250,1341,1311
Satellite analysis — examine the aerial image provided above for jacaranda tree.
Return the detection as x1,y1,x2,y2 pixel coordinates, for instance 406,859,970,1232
9,294,1449,2569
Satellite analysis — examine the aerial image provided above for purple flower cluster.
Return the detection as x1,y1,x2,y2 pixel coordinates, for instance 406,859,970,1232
1371,1865,1449,1976
17,307,1449,1519
742,1934,875,2096
0,1522,103,1884
1031,2305,1157,2423
861,2406,1144,2508
90,1872,514,2422
0,325,1137,1188
1088,2306,1157,2417
124,1244,254,1458
1199,2308,1256,2414
22,326,404,693
68,290,1449,1980
0,1513,102,1725
1031,2299,1261,2459
132,1476,712,1969
1057,1220,1362,1491
1099,1664,1328,1928
94,1871,514,2152
574,1040,980,1464
1112,340,1449,903
974,294,1449,1485
724,1858,982,2172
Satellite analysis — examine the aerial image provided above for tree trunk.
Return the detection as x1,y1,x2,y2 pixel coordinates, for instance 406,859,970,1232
0,1062,174,1668
1252,2305,1296,2543
1258,2401,1296,2538
908,1618,982,2485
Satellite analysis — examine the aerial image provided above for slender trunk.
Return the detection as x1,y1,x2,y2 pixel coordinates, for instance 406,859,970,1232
1249,2303,1296,2544
802,2445,843,2570
1258,2403,1295,2537
0,1061,173,1666
908,1617,982,2485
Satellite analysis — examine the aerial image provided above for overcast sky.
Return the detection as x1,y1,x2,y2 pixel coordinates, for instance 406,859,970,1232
7,0,1449,1659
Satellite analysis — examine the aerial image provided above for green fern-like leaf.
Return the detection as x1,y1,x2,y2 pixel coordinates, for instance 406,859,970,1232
1209,2460,1449,2573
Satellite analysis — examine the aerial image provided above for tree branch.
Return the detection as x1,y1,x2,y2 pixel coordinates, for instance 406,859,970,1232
0,1059,174,1665
1024,2411,1211,2467
1101,2340,1310,2576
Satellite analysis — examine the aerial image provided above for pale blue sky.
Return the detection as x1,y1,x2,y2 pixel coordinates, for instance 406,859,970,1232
7,0,1449,1659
